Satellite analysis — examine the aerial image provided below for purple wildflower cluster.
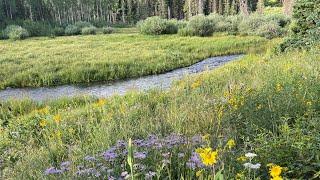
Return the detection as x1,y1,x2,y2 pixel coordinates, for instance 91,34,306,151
44,134,206,179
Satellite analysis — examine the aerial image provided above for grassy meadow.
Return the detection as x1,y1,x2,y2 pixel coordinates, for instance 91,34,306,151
1,37,319,179
0,33,266,89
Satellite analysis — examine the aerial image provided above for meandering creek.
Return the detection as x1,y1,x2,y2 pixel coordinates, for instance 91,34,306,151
0,55,242,102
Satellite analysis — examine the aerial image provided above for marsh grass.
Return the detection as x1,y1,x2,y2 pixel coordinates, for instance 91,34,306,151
1,46,319,179
0,34,266,89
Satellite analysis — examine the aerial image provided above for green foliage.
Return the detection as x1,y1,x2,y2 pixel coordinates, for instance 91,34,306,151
164,19,179,34
102,27,114,34
256,21,284,39
52,27,65,36
279,0,320,51
216,15,242,34
186,15,215,37
138,16,178,35
3,25,29,40
266,14,291,28
81,26,97,35
64,25,81,36
21,20,52,37
238,14,268,35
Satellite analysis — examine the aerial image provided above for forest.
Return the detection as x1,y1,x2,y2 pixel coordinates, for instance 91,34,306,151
0,0,294,24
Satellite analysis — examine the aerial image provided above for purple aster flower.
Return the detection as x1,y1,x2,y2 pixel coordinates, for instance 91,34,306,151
187,152,204,169
102,151,118,161
145,171,156,179
134,152,147,159
121,171,130,179
44,167,63,175
191,135,202,145
108,176,115,180
76,168,100,177
84,156,96,162
60,161,71,171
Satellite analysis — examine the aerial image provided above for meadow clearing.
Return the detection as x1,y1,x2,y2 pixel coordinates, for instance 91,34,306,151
0,33,265,89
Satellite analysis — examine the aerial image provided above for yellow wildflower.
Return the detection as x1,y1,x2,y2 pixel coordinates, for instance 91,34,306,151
237,156,247,162
271,176,283,180
202,134,210,141
236,172,244,180
39,119,47,128
96,99,106,107
196,170,203,177
191,79,201,89
306,101,312,106
276,83,283,92
269,165,283,178
53,114,62,124
37,106,49,114
55,130,62,138
196,147,218,166
226,139,236,149
256,104,263,110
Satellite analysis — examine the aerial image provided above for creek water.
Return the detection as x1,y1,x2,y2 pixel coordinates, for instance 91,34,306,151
0,55,242,102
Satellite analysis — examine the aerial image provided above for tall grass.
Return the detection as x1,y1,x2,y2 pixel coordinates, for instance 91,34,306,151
1,45,319,179
0,34,266,89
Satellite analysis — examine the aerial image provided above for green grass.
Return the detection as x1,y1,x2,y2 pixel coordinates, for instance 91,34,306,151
0,34,266,89
1,44,319,179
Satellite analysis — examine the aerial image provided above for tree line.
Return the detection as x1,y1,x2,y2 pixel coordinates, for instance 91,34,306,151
0,0,294,25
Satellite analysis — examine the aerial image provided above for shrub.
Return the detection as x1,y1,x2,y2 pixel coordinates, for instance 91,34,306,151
187,15,215,37
74,21,92,29
3,25,29,40
0,31,6,40
164,19,179,34
52,27,65,36
22,20,52,36
81,26,97,35
279,0,320,51
138,16,169,35
102,27,114,34
266,14,291,28
256,21,284,39
65,25,81,36
238,14,268,35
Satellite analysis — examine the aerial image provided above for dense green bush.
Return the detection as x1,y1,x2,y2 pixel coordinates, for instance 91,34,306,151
22,20,52,37
186,15,215,37
164,19,179,34
52,27,65,36
102,27,114,34
65,25,81,36
81,26,97,35
3,25,29,40
256,21,284,39
216,15,242,34
0,31,6,40
279,0,320,51
266,14,291,28
138,16,179,35
138,16,169,35
238,14,268,35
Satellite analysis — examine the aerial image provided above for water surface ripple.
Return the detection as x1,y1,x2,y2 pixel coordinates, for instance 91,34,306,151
0,55,242,101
